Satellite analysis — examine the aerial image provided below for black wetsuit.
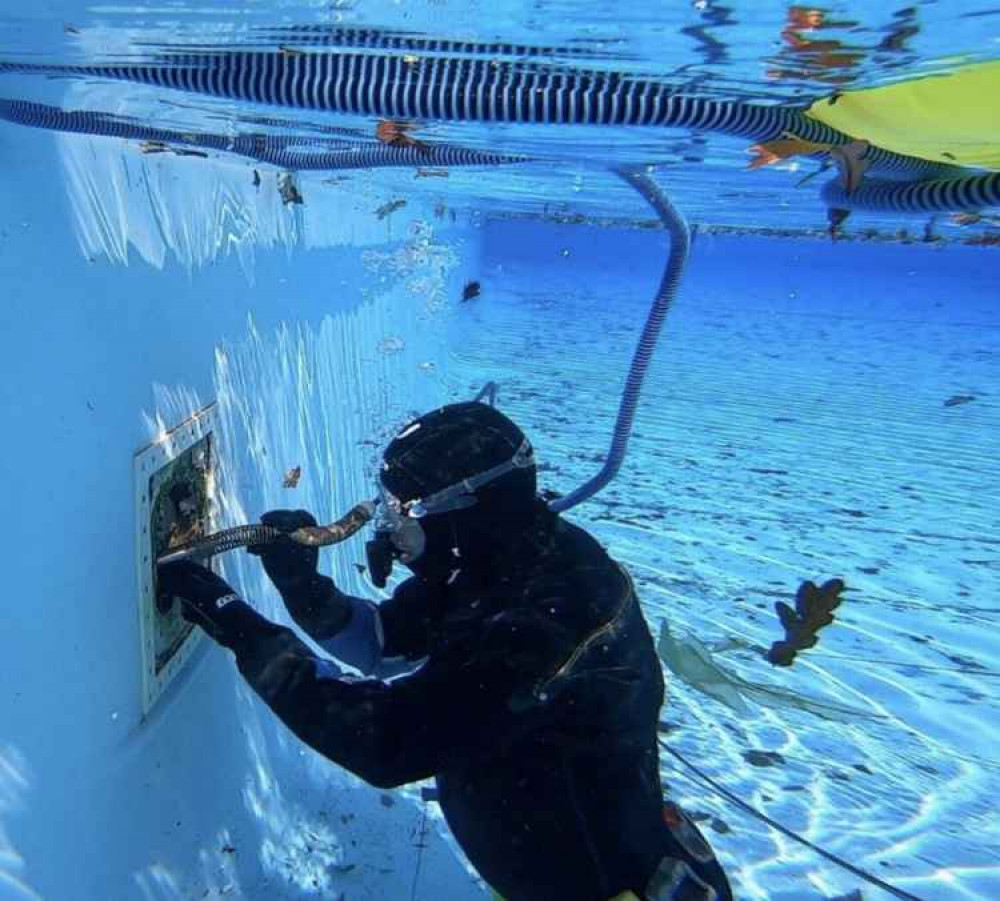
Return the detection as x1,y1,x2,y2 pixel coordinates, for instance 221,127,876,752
224,515,732,901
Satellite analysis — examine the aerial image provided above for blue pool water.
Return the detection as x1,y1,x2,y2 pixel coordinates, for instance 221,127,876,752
0,2,997,899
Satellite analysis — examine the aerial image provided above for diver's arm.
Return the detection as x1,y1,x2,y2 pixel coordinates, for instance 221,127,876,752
161,558,572,788
231,620,528,788
251,512,430,677
275,570,352,638
249,509,383,670
231,619,431,788
230,600,576,789
271,570,417,679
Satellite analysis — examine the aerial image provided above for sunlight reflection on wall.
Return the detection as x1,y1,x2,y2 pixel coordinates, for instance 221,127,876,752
137,229,485,897
54,84,432,281
0,746,42,901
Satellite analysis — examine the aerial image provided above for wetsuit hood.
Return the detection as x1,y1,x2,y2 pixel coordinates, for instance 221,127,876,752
376,401,543,586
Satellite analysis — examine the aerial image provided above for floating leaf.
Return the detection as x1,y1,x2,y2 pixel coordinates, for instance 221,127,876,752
747,132,831,169
282,466,301,489
767,578,845,666
375,119,430,153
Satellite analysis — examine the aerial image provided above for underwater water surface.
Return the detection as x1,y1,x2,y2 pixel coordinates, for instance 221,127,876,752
0,1,997,900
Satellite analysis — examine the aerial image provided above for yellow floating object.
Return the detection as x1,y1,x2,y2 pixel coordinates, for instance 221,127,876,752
805,60,1000,171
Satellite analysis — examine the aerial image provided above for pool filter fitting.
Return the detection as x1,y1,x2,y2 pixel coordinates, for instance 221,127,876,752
134,404,220,714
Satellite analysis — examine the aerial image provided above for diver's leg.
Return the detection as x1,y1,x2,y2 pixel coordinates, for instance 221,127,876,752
644,802,733,900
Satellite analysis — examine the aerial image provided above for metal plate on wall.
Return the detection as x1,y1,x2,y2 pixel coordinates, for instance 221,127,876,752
134,403,220,715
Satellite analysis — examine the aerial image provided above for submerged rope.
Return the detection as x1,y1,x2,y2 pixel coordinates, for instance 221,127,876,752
660,742,925,901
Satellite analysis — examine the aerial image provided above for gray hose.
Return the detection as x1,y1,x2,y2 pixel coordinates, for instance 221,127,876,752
822,170,1000,213
0,52,955,179
549,167,689,513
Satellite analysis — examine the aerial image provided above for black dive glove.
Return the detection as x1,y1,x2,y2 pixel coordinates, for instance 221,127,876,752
158,559,264,649
247,509,320,593
248,508,354,638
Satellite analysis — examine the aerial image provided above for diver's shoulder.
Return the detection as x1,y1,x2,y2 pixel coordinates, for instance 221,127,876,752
511,527,628,632
553,514,615,557
552,517,626,584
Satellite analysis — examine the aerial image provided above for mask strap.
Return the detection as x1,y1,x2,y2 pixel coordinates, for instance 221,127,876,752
408,439,534,518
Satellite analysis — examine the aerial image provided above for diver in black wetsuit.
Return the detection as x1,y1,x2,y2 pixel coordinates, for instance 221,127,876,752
159,401,733,901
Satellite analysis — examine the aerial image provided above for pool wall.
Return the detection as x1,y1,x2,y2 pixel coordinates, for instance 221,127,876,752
0,119,485,900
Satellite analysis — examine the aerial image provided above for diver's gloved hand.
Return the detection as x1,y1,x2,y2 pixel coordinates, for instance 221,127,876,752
247,509,320,593
158,559,260,648
248,509,354,640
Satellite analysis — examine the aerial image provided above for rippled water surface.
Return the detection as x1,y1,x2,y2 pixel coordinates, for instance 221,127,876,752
1,1,999,233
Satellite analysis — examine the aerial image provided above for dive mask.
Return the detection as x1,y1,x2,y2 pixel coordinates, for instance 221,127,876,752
366,438,534,588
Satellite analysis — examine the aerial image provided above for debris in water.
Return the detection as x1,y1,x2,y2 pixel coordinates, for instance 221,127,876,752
947,212,1000,228
827,206,850,238
461,280,481,302
64,23,81,35
748,132,830,170
375,198,407,220
282,466,302,489
749,133,870,193
743,749,785,767
252,169,261,189
278,45,306,58
656,619,881,722
278,173,304,206
139,141,208,159
377,336,406,355
375,119,430,153
828,140,871,194
415,168,449,178
944,394,976,407
766,578,846,666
